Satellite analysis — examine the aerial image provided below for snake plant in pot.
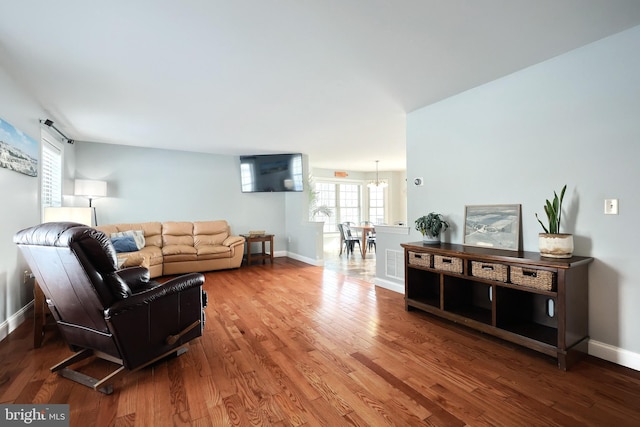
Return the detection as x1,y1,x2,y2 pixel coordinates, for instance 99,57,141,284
415,212,449,244
535,184,573,258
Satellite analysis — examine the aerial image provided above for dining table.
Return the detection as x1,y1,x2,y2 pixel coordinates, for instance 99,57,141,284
350,224,375,259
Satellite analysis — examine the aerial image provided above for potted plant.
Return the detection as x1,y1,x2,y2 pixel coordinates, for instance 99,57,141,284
535,184,574,258
415,212,449,244
307,175,332,220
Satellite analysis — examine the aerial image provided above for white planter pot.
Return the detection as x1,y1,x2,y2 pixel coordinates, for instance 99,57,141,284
422,234,441,245
539,233,574,258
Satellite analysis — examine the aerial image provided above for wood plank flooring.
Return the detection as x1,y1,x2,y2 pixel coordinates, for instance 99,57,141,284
1,257,639,426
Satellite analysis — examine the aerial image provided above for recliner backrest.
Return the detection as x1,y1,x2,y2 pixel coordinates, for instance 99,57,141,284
14,222,130,333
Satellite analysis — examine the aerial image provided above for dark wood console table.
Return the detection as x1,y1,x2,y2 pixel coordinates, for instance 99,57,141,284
401,242,593,370
241,234,274,265
33,280,56,348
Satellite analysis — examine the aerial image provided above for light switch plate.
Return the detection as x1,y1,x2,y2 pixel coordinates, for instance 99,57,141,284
604,199,619,215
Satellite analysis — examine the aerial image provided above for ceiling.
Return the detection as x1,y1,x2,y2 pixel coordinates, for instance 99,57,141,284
1,1,640,172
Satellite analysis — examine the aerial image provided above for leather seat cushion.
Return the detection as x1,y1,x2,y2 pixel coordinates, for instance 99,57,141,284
197,245,231,259
163,253,198,262
162,244,197,256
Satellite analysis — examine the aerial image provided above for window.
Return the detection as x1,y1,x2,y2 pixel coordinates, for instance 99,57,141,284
41,134,62,218
313,179,387,232
313,181,363,232
368,185,385,225
339,184,360,224
311,182,336,232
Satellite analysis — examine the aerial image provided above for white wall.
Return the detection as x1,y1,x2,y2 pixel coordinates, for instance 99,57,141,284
406,26,640,368
0,65,76,338
75,141,297,254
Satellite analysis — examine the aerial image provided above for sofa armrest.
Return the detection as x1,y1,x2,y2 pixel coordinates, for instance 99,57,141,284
223,236,245,247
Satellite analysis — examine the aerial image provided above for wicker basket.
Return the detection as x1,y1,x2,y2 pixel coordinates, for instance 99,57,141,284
433,255,463,273
408,251,431,267
471,261,508,282
511,266,555,291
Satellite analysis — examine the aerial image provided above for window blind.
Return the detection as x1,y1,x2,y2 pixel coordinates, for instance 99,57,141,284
41,137,62,209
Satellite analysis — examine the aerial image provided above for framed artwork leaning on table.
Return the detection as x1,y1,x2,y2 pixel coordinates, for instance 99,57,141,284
463,204,521,251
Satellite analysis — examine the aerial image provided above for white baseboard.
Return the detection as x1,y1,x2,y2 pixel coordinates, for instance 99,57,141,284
285,252,324,266
0,300,33,342
589,340,640,371
374,277,404,294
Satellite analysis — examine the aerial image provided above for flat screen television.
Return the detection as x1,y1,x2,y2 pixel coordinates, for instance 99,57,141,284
240,153,304,192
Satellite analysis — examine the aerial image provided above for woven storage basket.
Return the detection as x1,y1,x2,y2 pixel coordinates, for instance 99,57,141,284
471,261,508,282
433,255,463,274
511,266,555,291
408,251,431,267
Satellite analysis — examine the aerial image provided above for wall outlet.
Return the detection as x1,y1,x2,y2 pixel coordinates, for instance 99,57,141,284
604,199,619,215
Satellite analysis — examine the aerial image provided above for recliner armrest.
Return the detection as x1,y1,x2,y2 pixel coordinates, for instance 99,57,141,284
115,266,160,294
105,273,205,317
116,266,150,287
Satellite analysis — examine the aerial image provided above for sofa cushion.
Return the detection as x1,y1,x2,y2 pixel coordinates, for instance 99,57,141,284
163,254,198,263
138,246,163,266
119,252,150,269
162,222,194,247
97,222,162,248
162,244,197,256
111,236,138,253
196,245,231,256
111,229,145,249
194,220,229,247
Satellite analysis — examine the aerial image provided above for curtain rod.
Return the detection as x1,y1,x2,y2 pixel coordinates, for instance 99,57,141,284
40,119,74,144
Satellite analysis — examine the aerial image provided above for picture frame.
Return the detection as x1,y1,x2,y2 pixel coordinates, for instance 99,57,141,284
0,117,39,177
463,204,522,251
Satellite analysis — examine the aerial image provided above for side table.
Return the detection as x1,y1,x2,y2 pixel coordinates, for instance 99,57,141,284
240,234,274,265
33,280,56,348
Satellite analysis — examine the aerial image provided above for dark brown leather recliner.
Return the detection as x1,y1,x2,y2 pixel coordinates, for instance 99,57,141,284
14,222,207,394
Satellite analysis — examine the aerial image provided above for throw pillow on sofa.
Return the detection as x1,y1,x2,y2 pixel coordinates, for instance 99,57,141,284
111,236,139,253
111,230,145,250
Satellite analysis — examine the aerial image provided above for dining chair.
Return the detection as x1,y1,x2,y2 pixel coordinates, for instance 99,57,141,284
338,223,361,256
360,221,376,252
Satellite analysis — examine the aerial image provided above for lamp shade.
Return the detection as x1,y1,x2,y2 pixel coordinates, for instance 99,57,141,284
43,207,93,226
74,179,107,198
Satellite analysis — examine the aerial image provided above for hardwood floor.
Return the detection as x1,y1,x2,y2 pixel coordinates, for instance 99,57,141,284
1,257,639,426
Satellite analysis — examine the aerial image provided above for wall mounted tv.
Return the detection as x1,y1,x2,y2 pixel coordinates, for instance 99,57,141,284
240,153,304,193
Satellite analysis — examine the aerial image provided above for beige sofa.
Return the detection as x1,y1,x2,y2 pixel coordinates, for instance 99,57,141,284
96,220,245,278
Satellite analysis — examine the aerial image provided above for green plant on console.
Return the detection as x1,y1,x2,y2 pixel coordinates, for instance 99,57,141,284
415,212,449,237
535,184,567,234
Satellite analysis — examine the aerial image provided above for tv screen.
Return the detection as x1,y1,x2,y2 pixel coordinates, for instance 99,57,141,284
240,153,304,192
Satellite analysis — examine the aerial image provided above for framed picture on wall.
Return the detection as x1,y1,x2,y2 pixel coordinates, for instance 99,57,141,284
463,204,522,251
0,117,38,177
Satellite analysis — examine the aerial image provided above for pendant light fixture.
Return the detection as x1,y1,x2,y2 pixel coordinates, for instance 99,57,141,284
367,160,388,188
